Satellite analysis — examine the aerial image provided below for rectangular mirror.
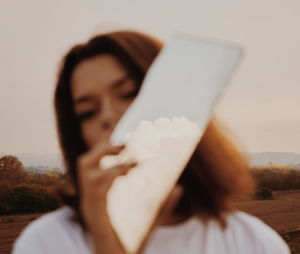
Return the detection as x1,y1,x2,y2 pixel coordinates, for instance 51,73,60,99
102,33,242,254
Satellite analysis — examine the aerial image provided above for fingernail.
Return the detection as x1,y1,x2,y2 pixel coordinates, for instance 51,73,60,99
128,161,138,167
118,145,126,149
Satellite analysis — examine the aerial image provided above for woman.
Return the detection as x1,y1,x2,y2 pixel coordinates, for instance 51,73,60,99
12,30,290,254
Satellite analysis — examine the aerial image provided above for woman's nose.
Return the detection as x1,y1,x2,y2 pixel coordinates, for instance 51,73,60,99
100,98,118,131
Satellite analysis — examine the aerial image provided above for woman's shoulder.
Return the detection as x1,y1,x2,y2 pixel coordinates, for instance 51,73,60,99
227,211,284,239
16,205,76,237
12,206,90,254
224,211,290,253
145,211,290,254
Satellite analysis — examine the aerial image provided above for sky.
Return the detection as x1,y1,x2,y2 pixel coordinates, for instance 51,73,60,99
0,0,299,154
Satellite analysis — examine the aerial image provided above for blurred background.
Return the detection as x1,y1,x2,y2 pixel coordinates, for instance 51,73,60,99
0,0,299,253
1,0,300,157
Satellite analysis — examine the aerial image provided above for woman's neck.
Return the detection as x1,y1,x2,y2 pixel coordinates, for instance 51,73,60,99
159,214,190,226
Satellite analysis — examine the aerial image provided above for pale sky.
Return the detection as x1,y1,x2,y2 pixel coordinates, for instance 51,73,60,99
1,0,299,154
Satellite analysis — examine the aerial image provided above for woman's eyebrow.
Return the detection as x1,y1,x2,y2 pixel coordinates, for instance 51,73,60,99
111,74,131,89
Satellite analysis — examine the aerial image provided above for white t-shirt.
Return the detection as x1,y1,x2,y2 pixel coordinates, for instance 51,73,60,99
12,206,290,254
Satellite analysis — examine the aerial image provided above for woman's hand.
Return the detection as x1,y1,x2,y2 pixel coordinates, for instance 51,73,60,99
76,141,184,254
76,142,136,254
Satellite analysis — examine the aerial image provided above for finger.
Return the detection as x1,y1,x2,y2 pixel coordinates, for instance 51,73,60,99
102,161,138,181
80,162,137,202
78,143,125,169
88,162,138,188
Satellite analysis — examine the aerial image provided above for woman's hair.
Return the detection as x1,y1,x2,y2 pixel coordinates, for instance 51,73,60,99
54,30,254,229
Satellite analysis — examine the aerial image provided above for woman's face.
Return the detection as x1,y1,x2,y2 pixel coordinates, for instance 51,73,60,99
71,54,139,148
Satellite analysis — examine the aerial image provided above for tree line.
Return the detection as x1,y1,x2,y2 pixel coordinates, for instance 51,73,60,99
0,155,300,215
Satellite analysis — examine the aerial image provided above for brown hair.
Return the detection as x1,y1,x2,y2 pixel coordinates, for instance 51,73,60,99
54,30,254,229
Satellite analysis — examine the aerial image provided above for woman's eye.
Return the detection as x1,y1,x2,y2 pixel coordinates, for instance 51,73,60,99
120,88,139,100
77,110,96,121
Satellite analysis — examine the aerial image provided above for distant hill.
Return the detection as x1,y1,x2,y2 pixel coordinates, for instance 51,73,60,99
0,152,63,169
247,152,300,167
1,151,300,170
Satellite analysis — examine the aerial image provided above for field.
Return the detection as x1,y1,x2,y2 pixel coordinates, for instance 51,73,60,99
0,190,299,254
0,213,42,254
237,190,300,253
